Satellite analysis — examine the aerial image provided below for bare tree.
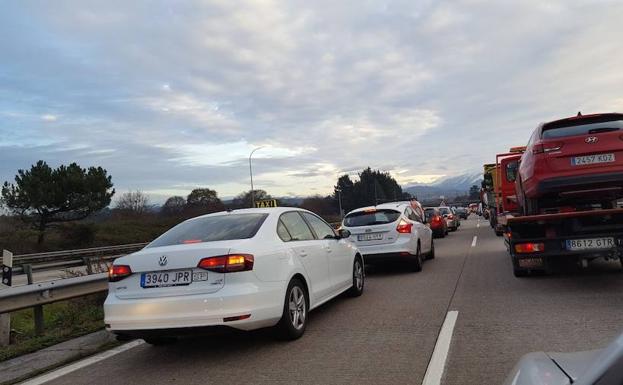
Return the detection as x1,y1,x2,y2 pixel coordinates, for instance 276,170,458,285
115,190,150,215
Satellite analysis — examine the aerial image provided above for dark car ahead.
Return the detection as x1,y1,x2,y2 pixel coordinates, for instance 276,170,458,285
455,207,469,219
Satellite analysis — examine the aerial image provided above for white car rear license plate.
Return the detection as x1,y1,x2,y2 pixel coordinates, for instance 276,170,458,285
358,233,383,241
141,270,193,288
565,238,615,251
572,153,615,166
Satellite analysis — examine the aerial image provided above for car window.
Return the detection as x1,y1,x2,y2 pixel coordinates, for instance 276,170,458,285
302,212,336,239
279,212,315,241
424,208,437,220
344,209,401,227
277,219,292,241
406,207,422,223
439,207,451,215
147,213,268,247
506,161,518,182
542,115,623,139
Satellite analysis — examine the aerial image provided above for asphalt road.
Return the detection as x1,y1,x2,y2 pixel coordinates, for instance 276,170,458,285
42,216,623,385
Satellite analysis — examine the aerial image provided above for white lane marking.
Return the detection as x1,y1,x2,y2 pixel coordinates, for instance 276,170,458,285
471,236,477,247
476,222,480,228
19,339,145,385
422,311,459,385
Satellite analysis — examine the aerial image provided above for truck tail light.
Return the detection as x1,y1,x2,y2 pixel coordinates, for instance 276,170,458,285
198,254,254,273
533,142,563,154
109,265,132,282
396,220,413,233
514,243,545,254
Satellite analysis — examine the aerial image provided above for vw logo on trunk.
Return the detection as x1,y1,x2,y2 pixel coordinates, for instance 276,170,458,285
585,136,598,144
158,255,168,266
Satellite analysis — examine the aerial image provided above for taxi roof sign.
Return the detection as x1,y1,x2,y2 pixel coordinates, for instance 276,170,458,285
255,199,278,208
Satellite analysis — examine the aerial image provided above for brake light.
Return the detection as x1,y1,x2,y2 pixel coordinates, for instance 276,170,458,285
109,265,132,282
432,216,442,223
533,142,564,154
514,243,545,254
396,220,412,233
197,254,254,273
447,214,454,220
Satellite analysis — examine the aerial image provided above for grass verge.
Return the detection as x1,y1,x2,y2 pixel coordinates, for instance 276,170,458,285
1,293,107,362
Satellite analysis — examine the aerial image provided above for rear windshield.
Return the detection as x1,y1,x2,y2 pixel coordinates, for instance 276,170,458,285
147,213,268,247
424,208,437,219
542,115,623,139
344,209,401,227
439,207,451,215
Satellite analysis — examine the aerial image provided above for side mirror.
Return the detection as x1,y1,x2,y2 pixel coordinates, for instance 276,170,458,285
338,229,351,239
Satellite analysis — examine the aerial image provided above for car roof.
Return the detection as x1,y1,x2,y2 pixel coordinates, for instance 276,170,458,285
191,207,308,220
346,202,408,215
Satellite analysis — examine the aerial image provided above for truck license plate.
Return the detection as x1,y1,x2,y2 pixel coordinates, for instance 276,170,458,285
565,238,615,251
572,153,615,166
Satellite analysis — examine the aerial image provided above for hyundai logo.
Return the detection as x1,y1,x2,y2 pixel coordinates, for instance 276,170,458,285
158,255,168,266
585,136,598,144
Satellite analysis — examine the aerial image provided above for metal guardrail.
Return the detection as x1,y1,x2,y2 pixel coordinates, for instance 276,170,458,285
0,273,108,314
11,243,148,275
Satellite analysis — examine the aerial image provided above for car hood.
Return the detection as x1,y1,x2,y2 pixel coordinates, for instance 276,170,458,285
548,349,601,383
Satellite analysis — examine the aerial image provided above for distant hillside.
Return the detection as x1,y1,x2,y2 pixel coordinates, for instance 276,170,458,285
405,172,482,200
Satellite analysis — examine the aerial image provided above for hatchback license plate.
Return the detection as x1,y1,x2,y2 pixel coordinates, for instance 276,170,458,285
565,238,615,251
358,233,383,241
572,153,615,166
141,270,193,288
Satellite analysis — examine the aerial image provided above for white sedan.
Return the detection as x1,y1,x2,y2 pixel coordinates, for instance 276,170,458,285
341,202,434,271
105,207,364,344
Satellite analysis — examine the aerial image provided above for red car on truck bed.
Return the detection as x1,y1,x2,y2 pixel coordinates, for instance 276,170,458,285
517,112,623,215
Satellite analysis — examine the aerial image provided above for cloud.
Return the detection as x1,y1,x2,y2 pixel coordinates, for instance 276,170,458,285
1,0,623,201
41,114,58,122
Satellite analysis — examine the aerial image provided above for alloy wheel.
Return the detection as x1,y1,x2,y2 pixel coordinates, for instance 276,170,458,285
288,286,306,330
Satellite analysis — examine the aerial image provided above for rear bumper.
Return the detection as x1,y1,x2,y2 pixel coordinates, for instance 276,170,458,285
104,280,284,332
353,238,415,258
363,252,418,263
533,171,623,198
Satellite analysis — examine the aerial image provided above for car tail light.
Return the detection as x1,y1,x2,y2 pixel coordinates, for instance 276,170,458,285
396,220,413,233
432,216,442,223
447,214,454,220
514,243,545,254
533,142,564,154
197,254,254,273
109,265,132,282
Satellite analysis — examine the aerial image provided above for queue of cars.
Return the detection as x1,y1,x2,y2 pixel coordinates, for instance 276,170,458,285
105,202,466,344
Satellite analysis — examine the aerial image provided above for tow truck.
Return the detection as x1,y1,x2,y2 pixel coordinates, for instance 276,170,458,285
495,144,623,276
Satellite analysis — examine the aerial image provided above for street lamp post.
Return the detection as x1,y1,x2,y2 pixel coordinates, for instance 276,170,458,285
335,188,343,220
249,146,264,208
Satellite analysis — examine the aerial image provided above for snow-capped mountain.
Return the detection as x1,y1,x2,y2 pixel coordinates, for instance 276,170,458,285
404,172,482,200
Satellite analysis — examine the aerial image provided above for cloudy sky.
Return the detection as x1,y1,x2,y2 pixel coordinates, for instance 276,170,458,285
2,0,623,202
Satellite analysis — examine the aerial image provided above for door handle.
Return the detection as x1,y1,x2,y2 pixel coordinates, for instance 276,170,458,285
299,251,308,257
324,246,332,253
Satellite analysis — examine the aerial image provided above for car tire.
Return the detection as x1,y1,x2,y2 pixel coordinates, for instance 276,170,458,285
513,267,529,278
428,239,435,260
144,336,177,346
346,257,364,297
275,278,308,340
411,244,423,272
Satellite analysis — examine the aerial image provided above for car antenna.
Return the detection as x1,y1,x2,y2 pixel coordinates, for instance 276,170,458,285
577,111,582,117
